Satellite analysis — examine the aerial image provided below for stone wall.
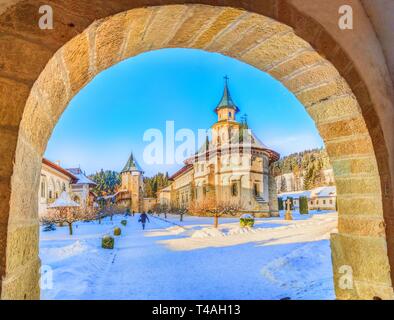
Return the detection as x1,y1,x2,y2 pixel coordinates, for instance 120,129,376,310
0,1,393,300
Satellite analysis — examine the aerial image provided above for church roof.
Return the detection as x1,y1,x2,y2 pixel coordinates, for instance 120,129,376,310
67,168,97,186
215,76,240,113
121,152,143,173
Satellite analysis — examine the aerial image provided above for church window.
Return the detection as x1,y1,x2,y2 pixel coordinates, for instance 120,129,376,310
254,183,259,197
62,182,66,191
41,181,46,198
203,186,207,197
231,183,238,197
48,190,53,199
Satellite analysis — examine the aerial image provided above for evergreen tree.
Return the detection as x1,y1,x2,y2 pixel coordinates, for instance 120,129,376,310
143,172,171,198
89,170,121,196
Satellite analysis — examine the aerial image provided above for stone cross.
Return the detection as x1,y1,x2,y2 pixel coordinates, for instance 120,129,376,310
286,199,292,211
285,198,293,221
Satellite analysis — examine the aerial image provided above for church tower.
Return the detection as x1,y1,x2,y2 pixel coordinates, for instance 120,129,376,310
212,76,241,146
121,152,144,213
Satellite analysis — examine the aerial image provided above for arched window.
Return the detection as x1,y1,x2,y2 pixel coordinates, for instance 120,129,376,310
73,195,81,204
40,180,46,198
231,183,238,197
254,183,259,197
62,182,66,191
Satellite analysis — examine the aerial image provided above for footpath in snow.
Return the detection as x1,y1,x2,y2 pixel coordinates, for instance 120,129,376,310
40,210,337,300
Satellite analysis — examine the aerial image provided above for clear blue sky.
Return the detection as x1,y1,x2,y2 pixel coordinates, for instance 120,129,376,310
45,48,324,177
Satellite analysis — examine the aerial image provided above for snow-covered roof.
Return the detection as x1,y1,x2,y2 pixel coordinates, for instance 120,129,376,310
121,152,143,173
49,191,80,208
278,190,312,200
278,186,336,200
311,186,337,198
67,168,97,186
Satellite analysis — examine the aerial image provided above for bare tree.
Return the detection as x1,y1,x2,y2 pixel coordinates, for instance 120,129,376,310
42,206,96,235
170,206,188,222
153,203,170,219
189,199,240,228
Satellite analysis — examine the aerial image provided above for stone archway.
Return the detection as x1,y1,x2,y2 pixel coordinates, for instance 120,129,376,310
0,1,393,300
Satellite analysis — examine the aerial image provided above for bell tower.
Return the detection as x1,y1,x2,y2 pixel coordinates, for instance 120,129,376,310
212,76,241,146
121,152,144,213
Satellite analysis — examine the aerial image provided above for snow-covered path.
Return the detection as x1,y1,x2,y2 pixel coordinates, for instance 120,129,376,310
40,212,337,300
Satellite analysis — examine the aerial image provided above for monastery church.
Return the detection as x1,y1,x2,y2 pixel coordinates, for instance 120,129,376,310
157,78,280,217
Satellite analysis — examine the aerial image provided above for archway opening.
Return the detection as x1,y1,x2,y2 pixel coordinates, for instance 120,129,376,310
1,4,392,300
39,48,337,300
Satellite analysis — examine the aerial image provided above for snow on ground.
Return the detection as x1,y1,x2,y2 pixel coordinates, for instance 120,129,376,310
40,210,337,300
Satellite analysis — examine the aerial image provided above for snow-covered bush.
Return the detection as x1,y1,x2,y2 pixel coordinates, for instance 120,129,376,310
240,214,255,228
114,227,122,236
102,235,114,249
121,220,127,226
43,222,56,232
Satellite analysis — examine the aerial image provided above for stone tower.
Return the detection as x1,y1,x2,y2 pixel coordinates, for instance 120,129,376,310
121,152,144,213
211,76,241,146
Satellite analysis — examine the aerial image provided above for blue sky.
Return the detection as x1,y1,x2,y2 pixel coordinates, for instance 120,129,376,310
45,48,324,177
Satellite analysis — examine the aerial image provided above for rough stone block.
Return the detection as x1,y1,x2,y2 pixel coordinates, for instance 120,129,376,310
0,129,17,178
143,5,188,50
296,78,352,107
122,8,154,58
285,63,339,93
0,33,51,83
207,13,271,53
62,31,92,95
34,54,70,122
326,136,374,159
5,224,39,273
337,195,383,217
0,77,29,127
193,8,245,49
241,32,310,70
19,92,54,155
269,50,322,79
338,216,386,237
306,95,360,124
1,256,40,300
335,176,382,196
332,157,379,177
331,233,392,299
95,12,128,73
317,117,368,142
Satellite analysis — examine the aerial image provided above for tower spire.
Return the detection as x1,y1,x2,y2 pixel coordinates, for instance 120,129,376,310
214,76,240,114
121,151,143,174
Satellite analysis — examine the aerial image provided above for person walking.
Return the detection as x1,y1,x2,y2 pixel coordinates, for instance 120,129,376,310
139,212,150,230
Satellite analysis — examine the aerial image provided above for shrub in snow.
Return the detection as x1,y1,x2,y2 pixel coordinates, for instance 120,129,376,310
43,222,56,232
102,235,114,249
114,227,122,236
121,220,127,226
240,214,255,228
299,196,309,215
